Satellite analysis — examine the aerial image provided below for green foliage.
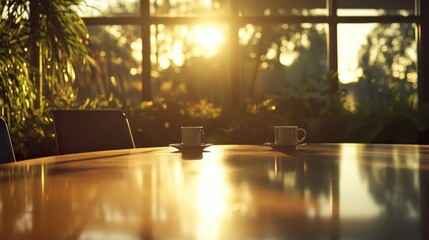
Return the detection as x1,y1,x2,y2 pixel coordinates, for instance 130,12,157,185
34,0,89,101
0,3,35,127
128,98,223,147
8,105,56,159
79,25,141,107
357,23,417,106
0,1,46,160
127,72,428,147
218,73,352,144
240,23,327,100
0,0,97,160
345,92,428,144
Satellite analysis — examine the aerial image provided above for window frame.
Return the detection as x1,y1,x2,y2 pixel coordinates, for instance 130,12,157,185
82,0,427,106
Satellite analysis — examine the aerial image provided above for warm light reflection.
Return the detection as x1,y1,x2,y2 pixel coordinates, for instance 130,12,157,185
151,162,160,221
268,156,296,187
194,150,227,239
79,231,140,240
195,165,226,215
15,207,32,233
133,167,144,188
41,164,45,195
391,145,420,219
339,144,381,217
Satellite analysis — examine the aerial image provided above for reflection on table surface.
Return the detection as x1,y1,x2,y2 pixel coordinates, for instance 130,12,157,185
0,144,428,239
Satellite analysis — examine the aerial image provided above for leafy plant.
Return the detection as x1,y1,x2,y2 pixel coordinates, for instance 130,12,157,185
128,97,223,147
0,1,35,127
0,0,94,159
30,0,89,104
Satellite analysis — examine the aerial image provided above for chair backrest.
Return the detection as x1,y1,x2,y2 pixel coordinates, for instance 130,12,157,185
51,109,135,155
0,117,16,164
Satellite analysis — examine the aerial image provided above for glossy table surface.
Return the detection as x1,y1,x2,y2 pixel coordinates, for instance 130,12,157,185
1,144,428,239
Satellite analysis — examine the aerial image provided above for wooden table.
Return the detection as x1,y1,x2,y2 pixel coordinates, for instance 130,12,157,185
0,144,428,239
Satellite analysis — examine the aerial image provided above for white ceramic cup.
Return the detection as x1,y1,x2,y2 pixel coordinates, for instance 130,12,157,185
274,126,307,145
181,126,204,146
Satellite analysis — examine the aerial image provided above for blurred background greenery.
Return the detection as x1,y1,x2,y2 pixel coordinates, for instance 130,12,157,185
1,0,428,160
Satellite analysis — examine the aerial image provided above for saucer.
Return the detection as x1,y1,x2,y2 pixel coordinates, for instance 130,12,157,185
169,143,212,152
263,142,306,151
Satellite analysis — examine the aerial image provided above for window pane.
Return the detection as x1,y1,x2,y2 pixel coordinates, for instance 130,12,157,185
150,24,230,105
73,0,140,17
150,0,230,16
338,23,417,108
77,25,142,107
337,0,415,16
240,0,327,16
239,24,328,100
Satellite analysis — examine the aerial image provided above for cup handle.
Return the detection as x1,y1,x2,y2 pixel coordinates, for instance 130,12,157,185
200,129,205,144
297,128,307,143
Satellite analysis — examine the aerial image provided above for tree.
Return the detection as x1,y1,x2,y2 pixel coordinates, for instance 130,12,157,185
240,23,327,100
355,23,417,107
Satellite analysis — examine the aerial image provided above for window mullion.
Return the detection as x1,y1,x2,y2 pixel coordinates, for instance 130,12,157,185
417,0,429,105
142,0,151,101
230,0,240,105
328,0,339,91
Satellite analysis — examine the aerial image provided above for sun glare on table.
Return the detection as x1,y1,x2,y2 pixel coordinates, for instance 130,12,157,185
339,144,381,218
194,150,228,239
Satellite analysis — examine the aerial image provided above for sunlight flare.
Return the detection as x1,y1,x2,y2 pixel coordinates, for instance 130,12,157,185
192,26,225,58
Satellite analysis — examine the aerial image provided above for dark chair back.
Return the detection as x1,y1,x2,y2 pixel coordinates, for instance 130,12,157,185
0,117,16,164
51,109,135,155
